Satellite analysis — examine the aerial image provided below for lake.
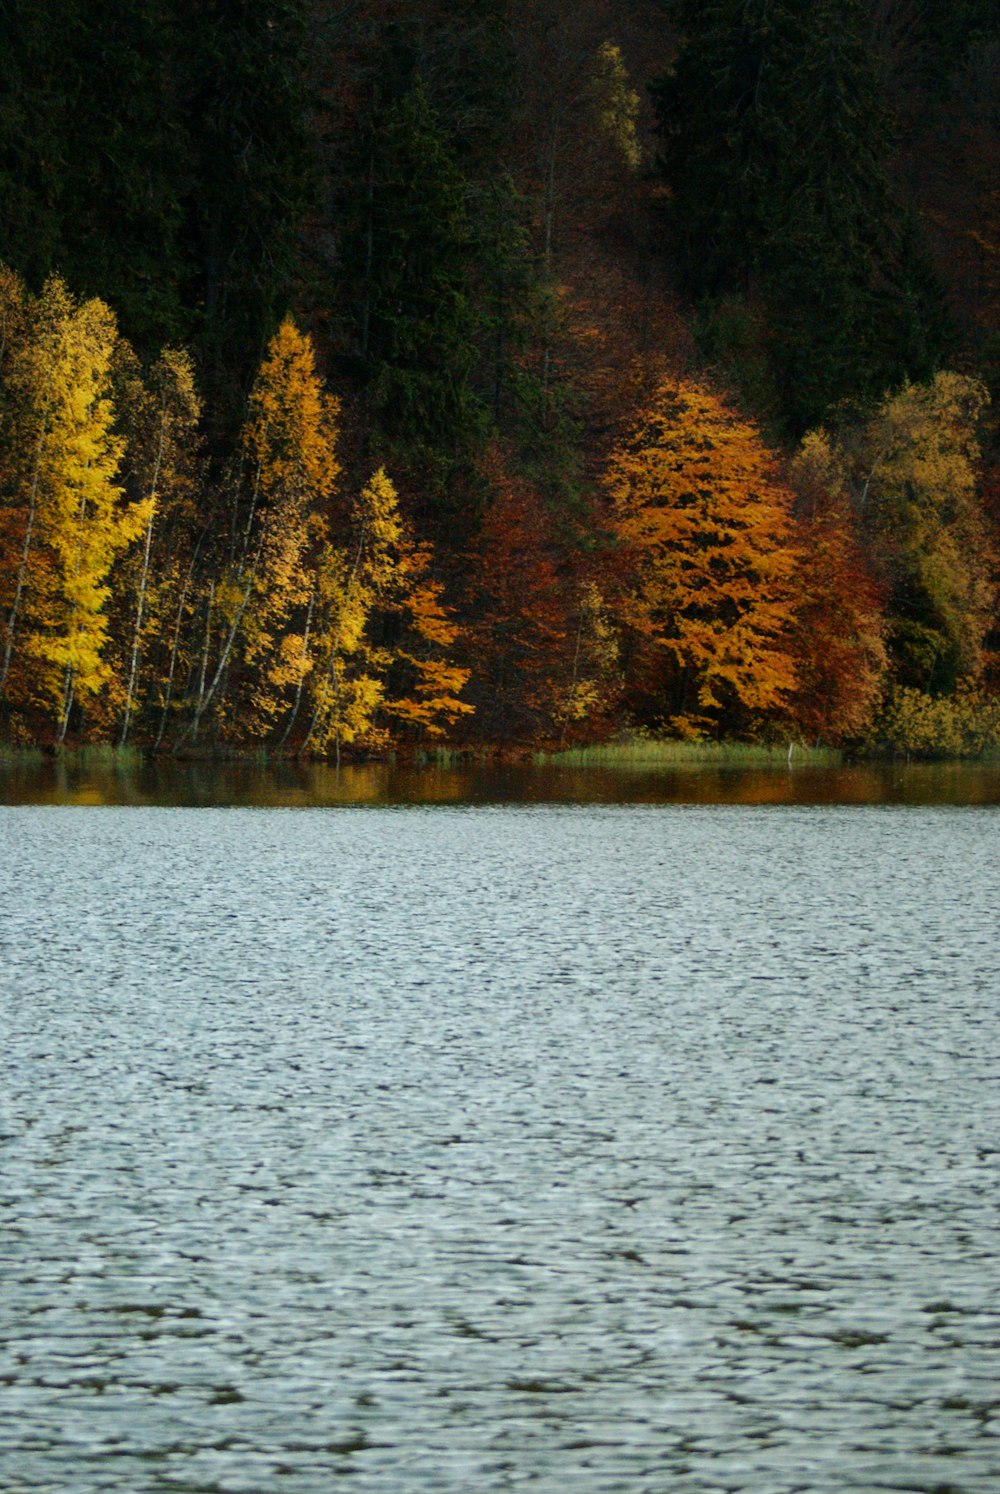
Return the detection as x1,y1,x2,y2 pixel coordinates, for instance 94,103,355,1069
2,767,999,1492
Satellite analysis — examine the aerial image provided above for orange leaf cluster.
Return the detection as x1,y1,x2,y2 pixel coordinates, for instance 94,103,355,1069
604,379,799,735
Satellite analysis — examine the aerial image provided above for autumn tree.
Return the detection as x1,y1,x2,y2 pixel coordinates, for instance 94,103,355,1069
109,343,202,745
0,264,29,381
464,460,570,740
823,370,995,693
508,3,644,275
378,533,474,742
0,275,149,742
0,266,32,721
182,317,340,745
605,378,799,736
462,446,618,741
300,467,470,760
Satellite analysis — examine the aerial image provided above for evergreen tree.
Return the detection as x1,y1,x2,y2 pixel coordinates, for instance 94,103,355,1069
0,2,70,292
344,82,487,514
0,0,316,401
0,0,191,351
175,0,317,410
653,0,947,431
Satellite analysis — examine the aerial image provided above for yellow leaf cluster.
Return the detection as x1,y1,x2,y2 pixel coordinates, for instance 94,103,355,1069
1,276,149,730
245,317,341,501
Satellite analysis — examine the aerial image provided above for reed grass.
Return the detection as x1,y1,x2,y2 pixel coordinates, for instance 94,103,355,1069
0,744,45,766
0,742,148,768
534,736,843,770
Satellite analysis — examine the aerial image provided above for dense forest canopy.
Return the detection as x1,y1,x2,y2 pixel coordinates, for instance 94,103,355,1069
1,0,998,756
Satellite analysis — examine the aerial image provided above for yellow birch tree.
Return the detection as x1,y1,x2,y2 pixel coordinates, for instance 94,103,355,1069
0,276,148,741
109,343,202,744
183,317,340,743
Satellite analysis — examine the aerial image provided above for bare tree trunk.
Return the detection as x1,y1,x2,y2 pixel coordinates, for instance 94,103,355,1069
117,504,155,747
361,142,376,359
191,579,216,741
153,550,199,753
118,418,166,746
542,118,558,277
560,610,585,747
238,448,264,578
51,482,90,747
175,539,263,752
54,663,74,749
298,645,335,761
539,116,560,422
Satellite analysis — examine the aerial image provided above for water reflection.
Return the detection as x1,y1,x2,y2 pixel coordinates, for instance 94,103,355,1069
2,752,1000,806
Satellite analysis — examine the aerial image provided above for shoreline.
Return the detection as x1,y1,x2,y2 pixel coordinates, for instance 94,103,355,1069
3,738,999,769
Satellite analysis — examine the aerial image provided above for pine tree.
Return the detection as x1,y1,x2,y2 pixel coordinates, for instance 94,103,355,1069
176,0,317,411
344,82,487,517
653,0,947,431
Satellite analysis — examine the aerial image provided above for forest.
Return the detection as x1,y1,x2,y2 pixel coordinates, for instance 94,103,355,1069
1,0,998,758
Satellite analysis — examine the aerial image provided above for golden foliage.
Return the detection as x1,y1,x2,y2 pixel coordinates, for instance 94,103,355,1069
0,275,149,738
816,371,994,692
592,42,641,172
245,317,341,502
204,319,341,738
876,685,1000,759
303,468,470,754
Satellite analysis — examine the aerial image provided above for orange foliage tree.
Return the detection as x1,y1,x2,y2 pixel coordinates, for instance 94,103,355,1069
604,379,799,736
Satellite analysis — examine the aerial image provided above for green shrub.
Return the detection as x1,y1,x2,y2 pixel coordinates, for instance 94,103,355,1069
873,686,1000,759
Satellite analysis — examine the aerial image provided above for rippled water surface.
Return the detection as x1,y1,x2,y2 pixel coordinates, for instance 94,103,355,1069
2,802,999,1493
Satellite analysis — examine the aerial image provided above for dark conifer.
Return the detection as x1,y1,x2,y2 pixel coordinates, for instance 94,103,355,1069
653,0,948,431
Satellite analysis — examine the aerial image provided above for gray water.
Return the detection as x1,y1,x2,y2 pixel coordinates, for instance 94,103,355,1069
2,802,999,1493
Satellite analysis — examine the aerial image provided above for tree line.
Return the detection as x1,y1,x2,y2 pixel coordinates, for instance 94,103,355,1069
1,1,998,755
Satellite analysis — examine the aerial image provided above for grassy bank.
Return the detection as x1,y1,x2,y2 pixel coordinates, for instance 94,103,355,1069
533,736,843,770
